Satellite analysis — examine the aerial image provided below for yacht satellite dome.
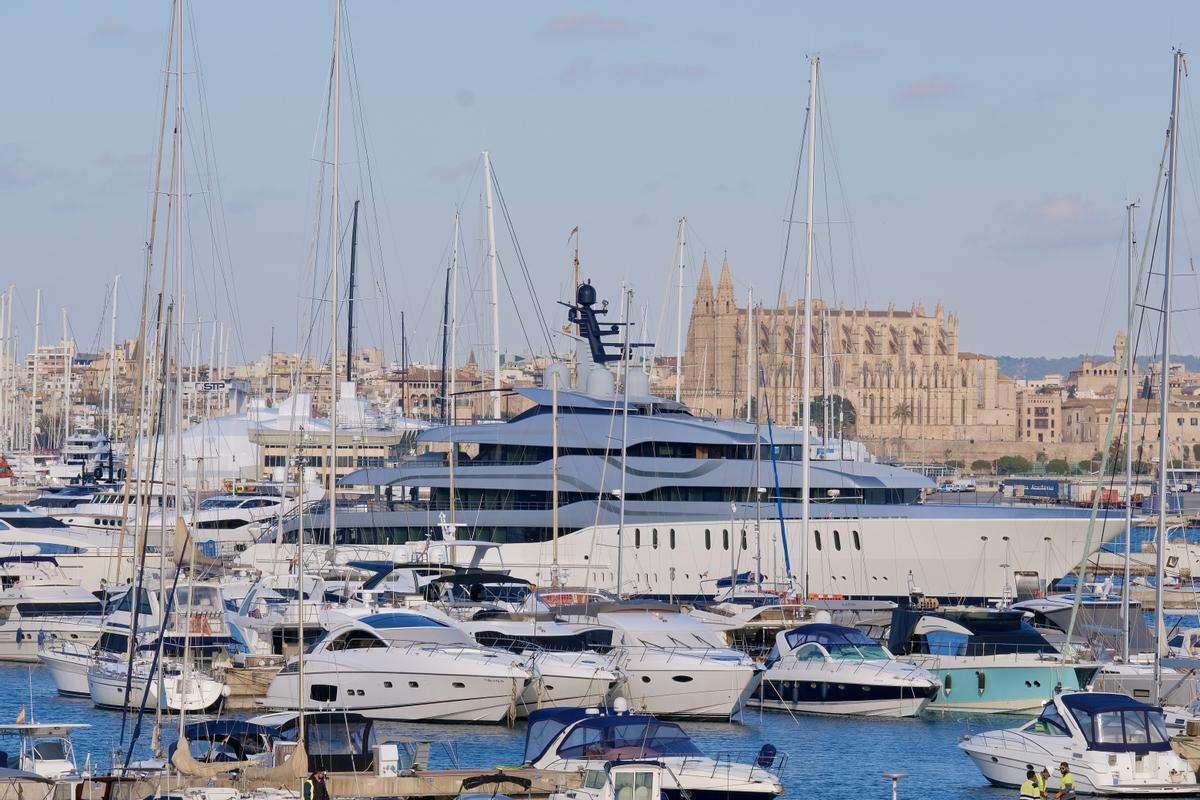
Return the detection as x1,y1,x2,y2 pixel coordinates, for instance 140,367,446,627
612,696,630,715
577,282,597,307
814,610,833,624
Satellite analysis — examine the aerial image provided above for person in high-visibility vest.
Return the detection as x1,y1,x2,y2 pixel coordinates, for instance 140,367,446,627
1019,769,1041,800
1055,762,1076,800
303,770,330,800
1038,766,1052,797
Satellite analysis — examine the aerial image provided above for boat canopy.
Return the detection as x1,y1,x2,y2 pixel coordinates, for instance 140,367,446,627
1059,693,1172,754
522,709,701,765
887,609,1056,657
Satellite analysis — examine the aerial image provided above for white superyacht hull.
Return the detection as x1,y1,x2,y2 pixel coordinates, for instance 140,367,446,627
243,510,1122,602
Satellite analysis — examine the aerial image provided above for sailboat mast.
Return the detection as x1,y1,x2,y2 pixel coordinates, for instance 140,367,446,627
1123,201,1137,663
61,309,71,449
675,217,686,403
109,276,119,440
345,200,360,383
328,0,342,551
483,151,501,420
616,287,632,597
172,0,185,521
798,55,819,599
1154,49,1184,705
30,288,41,452
449,213,459,535
745,288,753,422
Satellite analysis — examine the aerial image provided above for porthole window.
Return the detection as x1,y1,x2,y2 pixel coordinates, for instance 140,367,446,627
635,529,641,548
741,529,747,550
722,529,729,550
852,530,861,550
652,529,658,549
704,529,711,550
814,530,822,551
669,529,676,549
833,530,841,551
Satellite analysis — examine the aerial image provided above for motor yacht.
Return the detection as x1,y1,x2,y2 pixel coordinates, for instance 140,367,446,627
753,622,939,717
242,281,1125,604
0,556,103,662
0,723,89,780
0,504,141,591
883,607,1097,714
561,602,761,719
959,692,1198,795
260,619,533,723
523,703,785,799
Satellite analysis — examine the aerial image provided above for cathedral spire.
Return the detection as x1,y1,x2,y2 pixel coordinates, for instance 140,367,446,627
715,253,735,312
694,257,713,309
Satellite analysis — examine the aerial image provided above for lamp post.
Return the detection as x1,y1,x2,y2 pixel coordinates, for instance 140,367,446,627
882,771,907,800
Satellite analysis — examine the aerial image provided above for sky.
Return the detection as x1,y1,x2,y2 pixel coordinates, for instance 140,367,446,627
3,1,1200,369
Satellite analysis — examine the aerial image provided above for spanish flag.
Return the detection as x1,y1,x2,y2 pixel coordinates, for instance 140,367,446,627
15,707,25,724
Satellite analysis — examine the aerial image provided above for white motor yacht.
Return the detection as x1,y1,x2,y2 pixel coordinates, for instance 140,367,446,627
959,692,1198,795
0,723,89,780
0,556,104,662
0,505,142,592
260,619,533,723
565,602,761,719
524,702,784,799
753,623,939,717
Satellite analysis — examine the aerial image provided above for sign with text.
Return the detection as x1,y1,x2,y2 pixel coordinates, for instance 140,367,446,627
193,381,227,393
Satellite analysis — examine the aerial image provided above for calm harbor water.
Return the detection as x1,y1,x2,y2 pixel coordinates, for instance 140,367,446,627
0,663,1026,799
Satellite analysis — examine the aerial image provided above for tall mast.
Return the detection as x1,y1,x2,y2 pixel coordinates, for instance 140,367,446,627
61,309,71,447
448,213,459,535
798,55,819,599
328,0,342,550
30,288,41,452
1154,49,1184,705
675,217,686,403
439,269,449,423
0,288,7,451
108,276,119,440
1122,201,1137,662
483,151,501,420
345,199,360,383
616,287,632,597
745,288,753,421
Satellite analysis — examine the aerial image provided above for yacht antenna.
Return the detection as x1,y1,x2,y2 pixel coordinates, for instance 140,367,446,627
484,151,501,420
1122,200,1137,663
1154,49,1184,705
345,199,360,383
798,55,819,600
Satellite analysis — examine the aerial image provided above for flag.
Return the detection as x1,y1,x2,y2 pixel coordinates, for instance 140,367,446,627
15,707,25,724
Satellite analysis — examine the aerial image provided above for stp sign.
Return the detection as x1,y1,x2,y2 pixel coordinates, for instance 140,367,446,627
194,381,227,392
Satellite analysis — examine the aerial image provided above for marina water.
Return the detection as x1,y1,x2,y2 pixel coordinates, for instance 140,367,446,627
0,662,1030,799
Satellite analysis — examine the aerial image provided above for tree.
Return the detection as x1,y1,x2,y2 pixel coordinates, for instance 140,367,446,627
1193,443,1200,462
971,459,992,473
994,455,1033,475
890,401,913,461
809,395,857,432
1045,458,1071,475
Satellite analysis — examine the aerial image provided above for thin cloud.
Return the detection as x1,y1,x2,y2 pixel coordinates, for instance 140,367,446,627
545,12,631,35
566,59,708,84
899,78,963,102
95,20,129,38
996,197,1113,254
0,146,51,191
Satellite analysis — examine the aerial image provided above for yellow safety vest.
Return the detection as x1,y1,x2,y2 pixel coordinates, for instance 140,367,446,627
1059,772,1076,796
1037,774,1047,792
1019,779,1040,799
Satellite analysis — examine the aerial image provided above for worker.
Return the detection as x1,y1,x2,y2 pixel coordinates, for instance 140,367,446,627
1038,766,1052,796
1055,762,1076,800
1019,769,1041,800
304,769,330,800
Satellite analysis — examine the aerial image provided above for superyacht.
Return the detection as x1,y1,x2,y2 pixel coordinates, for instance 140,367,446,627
242,282,1121,603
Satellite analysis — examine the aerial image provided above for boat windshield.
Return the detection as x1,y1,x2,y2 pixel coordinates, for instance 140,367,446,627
556,718,702,761
32,739,68,761
785,625,889,660
1068,705,1172,752
199,498,245,510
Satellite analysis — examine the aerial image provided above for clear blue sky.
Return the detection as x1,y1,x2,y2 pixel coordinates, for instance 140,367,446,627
3,2,1200,367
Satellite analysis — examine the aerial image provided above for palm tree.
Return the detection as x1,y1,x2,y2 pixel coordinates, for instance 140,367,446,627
892,401,913,461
